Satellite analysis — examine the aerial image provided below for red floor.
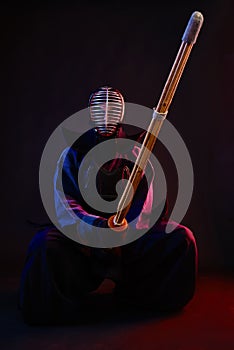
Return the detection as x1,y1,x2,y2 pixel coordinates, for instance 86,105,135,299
0,273,234,350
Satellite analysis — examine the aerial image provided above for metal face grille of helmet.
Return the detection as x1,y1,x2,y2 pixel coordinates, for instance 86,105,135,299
89,86,125,137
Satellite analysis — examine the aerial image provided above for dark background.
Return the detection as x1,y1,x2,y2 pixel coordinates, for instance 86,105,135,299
1,0,233,284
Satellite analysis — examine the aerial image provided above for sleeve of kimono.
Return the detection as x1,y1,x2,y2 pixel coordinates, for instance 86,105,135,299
53,147,109,245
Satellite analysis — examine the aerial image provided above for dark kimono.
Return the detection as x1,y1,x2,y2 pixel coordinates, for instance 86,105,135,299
18,125,198,324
